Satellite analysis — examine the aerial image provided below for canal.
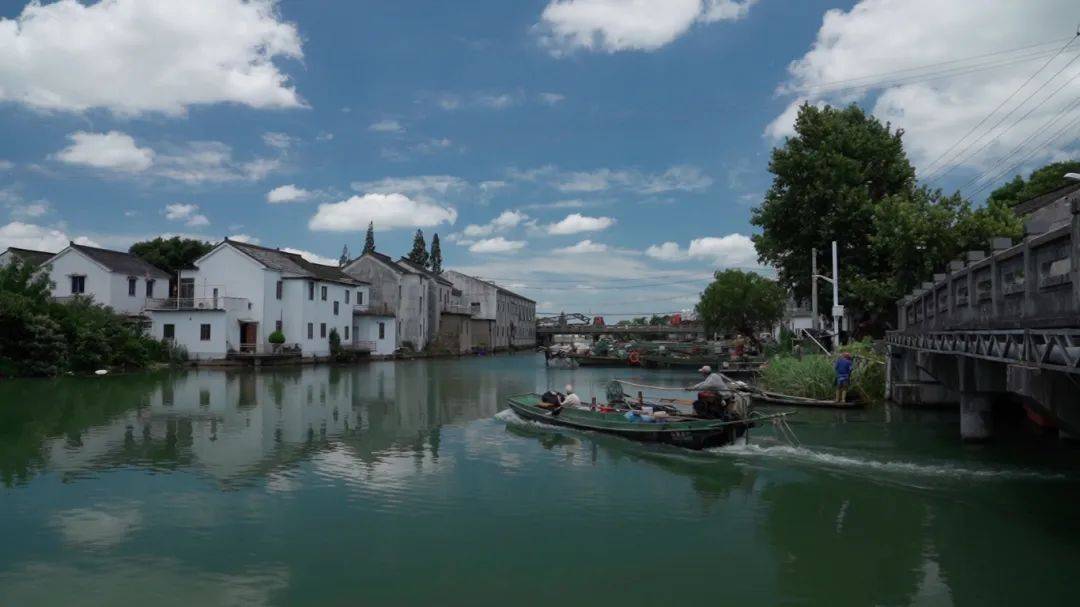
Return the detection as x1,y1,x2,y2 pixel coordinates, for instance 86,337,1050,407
1,352,1078,606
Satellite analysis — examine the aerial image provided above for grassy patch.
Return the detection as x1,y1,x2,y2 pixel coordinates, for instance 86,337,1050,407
759,341,885,403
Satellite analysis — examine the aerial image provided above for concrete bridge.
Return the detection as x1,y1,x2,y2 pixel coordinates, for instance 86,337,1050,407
535,313,704,346
887,184,1080,440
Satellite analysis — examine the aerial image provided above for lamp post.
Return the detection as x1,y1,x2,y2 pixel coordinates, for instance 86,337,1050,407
1064,172,1080,182
813,241,842,351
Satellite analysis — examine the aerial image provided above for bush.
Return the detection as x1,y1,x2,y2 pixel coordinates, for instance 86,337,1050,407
268,330,286,344
759,339,886,403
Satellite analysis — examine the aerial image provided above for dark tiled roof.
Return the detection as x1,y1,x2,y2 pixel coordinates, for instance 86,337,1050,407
226,239,364,285
70,243,170,279
445,270,534,303
4,247,56,268
396,257,453,285
358,250,408,274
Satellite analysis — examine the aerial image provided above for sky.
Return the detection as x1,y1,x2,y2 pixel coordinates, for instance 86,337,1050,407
1,0,1078,316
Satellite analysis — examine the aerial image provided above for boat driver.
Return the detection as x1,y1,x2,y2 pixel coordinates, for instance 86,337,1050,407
687,366,732,419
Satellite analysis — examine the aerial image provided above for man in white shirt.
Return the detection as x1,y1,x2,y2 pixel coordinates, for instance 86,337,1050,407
687,366,732,419
559,385,586,410
687,366,730,392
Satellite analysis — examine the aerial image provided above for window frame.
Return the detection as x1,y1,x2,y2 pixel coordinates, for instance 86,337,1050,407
200,323,211,341
128,276,137,296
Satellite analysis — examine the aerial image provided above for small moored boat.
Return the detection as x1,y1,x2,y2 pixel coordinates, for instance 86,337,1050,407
505,393,790,450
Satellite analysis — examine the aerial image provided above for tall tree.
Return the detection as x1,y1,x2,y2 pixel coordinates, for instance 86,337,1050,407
987,160,1080,209
129,236,212,276
363,221,376,254
406,229,428,267
752,103,916,319
696,270,786,343
339,244,350,267
750,102,1022,328
429,233,442,273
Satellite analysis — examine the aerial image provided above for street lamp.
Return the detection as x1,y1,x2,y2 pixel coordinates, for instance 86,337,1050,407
1065,172,1080,182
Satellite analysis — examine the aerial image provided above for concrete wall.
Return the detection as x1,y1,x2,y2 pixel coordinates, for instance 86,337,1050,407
149,310,230,359
435,313,472,354
443,270,497,320
356,315,396,355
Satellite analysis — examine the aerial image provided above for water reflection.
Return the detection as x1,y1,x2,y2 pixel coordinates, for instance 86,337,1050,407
0,360,516,488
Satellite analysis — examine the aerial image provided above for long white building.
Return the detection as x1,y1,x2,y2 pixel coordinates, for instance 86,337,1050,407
147,239,396,359
442,270,536,350
42,242,171,316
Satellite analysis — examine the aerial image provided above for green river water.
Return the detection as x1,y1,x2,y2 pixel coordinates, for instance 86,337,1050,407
1,353,1078,606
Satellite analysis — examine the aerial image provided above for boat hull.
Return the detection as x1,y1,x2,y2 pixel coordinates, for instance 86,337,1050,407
568,355,626,367
506,394,747,450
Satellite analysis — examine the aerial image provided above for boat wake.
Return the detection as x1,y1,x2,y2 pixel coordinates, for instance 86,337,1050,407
709,443,1068,481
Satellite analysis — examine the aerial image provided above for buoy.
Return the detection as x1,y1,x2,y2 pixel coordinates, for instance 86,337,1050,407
94,369,108,376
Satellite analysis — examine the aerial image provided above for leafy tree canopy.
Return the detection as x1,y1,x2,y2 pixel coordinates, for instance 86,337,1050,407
129,236,212,276
696,270,786,343
986,160,1080,208
751,102,1022,326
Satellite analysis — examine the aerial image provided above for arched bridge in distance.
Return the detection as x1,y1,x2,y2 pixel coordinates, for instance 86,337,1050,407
887,183,1080,441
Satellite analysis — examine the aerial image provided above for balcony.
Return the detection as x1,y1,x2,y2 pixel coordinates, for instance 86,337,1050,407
353,302,395,316
146,297,254,319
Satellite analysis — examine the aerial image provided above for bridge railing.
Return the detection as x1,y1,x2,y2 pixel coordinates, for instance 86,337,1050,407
895,195,1079,334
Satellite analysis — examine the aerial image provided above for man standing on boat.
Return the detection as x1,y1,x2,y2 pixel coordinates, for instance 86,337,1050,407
834,352,853,402
687,366,732,419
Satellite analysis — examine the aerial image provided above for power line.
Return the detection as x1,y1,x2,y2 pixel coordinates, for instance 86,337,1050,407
926,42,1080,184
920,33,1080,178
786,36,1073,94
476,276,712,291
968,109,1080,199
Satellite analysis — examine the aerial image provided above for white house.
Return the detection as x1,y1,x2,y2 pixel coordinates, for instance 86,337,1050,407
147,239,386,359
42,242,170,316
0,246,55,269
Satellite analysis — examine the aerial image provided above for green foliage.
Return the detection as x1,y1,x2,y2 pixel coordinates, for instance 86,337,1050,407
696,269,786,341
752,102,1024,326
129,236,211,276
429,233,442,273
406,229,428,267
364,221,376,254
987,160,1080,208
268,330,286,344
760,341,885,403
0,258,176,377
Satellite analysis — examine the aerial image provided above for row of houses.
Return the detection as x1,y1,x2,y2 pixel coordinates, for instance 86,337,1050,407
1,238,536,361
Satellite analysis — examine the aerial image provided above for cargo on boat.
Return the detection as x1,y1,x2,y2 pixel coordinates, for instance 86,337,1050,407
505,393,790,450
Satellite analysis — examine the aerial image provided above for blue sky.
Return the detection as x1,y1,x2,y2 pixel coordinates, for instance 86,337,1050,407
1,0,1076,315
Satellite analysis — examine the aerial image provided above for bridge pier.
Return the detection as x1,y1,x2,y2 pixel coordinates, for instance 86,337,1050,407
960,394,993,441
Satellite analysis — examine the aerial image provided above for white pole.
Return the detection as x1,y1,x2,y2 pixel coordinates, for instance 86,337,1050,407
811,248,819,331
831,240,841,351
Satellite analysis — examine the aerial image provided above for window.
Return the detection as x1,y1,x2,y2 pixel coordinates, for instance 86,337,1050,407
379,322,385,339
128,277,137,296
163,324,175,340
146,279,155,298
275,320,282,332
321,286,327,301
320,323,327,338
179,278,194,299
308,281,315,300
212,288,219,301
345,290,350,304
276,280,283,300
307,323,313,339
333,301,339,315
344,326,350,340
358,291,364,305
200,324,211,341
70,275,85,294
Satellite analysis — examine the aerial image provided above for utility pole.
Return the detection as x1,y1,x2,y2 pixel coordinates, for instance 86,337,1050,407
812,241,843,351
810,248,819,330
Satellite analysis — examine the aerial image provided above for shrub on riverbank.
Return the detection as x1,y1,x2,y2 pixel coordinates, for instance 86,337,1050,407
0,259,173,377
759,340,886,403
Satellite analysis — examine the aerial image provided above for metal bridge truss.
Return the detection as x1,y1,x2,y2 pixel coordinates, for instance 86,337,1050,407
888,329,1080,375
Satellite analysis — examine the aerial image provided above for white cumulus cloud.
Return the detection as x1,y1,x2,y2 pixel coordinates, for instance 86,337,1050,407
646,234,758,267
55,131,154,172
267,184,312,203
546,213,616,235
770,0,1080,176
369,119,404,133
537,0,757,55
282,247,337,266
554,239,607,254
0,0,304,116
164,203,209,227
308,193,457,232
0,221,93,252
469,237,527,253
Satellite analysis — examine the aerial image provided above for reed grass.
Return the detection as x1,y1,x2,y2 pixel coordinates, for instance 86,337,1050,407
759,340,886,403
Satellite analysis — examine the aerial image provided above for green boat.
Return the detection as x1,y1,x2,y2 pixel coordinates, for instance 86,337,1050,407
506,393,775,450
641,353,764,377
568,354,627,367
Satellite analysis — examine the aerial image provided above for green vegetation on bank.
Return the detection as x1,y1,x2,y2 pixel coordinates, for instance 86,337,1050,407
0,260,184,378
759,340,886,404
696,269,786,343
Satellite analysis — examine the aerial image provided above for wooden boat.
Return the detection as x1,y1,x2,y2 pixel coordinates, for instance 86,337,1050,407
750,390,865,409
642,353,764,376
506,393,789,450
568,354,626,366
